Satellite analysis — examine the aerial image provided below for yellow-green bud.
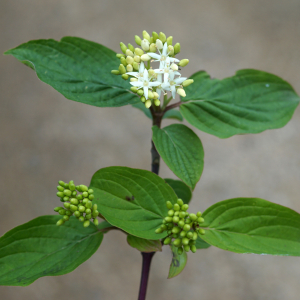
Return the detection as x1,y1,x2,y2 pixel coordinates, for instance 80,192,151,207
177,199,184,206
120,42,127,54
184,245,190,252
82,191,88,198
74,211,80,218
152,31,159,42
88,194,94,200
64,189,71,196
167,36,173,46
128,43,135,53
140,96,146,102
125,49,134,57
167,45,174,56
56,219,64,226
142,30,151,42
182,79,194,87
149,43,156,52
58,180,65,187
156,39,163,50
174,43,181,55
126,56,134,65
196,211,202,217
197,217,205,223
134,48,144,56
126,64,133,72
154,99,161,106
153,92,159,99
79,216,85,222
116,53,125,58
92,211,99,218
150,37,154,44
145,99,152,108
168,210,174,216
141,39,150,51
174,203,180,211
137,90,144,96
54,206,64,212
190,213,197,221
131,77,138,82
141,54,151,61
173,238,182,247
182,204,189,211
63,215,69,221
94,218,99,226
78,206,85,213
122,74,128,80
135,35,142,46
83,220,90,228
148,69,155,77
198,228,205,235
66,210,72,216
182,238,190,246
191,245,197,253
155,228,163,234
69,184,75,191
179,59,189,67
148,91,154,99
178,247,183,255
171,63,178,71
183,224,191,231
119,64,126,74
85,209,91,214
86,201,93,209
134,55,141,63
93,204,97,211
166,201,173,209
70,198,79,205
159,32,167,43
179,211,186,218
180,230,187,237
130,87,138,93
57,185,64,192
111,70,120,75
187,232,194,239
70,205,78,212
164,237,171,245
192,232,198,240
57,192,64,198
85,214,92,220
133,62,139,71
80,185,88,192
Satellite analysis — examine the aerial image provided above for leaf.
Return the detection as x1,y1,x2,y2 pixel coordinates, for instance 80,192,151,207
164,178,192,204
195,236,211,249
5,37,140,107
200,198,300,255
132,102,183,121
0,215,103,286
97,220,114,232
180,70,300,138
89,166,178,240
152,124,204,189
127,235,162,252
168,245,188,278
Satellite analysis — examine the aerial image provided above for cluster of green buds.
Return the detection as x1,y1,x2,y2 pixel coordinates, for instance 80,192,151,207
54,180,100,228
155,199,205,255
111,30,194,109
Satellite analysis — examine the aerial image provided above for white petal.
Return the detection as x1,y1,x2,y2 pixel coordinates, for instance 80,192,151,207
144,86,149,99
143,69,148,81
162,42,168,55
126,71,139,77
147,53,161,60
169,57,180,63
154,68,164,74
130,82,143,87
171,86,176,99
164,73,169,83
149,81,161,87
174,77,187,85
161,83,171,90
157,74,163,83
139,62,145,73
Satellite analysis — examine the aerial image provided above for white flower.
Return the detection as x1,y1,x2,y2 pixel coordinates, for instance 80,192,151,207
126,62,145,80
161,73,187,99
129,68,161,99
148,42,179,68
154,63,181,84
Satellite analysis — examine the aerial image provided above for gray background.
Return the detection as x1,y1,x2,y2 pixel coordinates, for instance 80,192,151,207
1,0,300,299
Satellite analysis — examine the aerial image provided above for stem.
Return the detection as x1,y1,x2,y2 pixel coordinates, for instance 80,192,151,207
164,100,182,112
137,252,155,300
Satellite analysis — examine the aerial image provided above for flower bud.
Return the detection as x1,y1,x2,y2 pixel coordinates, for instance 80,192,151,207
173,238,182,247
82,191,88,198
150,37,154,44
85,208,91,214
120,57,127,66
178,247,183,255
182,79,194,87
69,184,76,191
140,96,146,102
196,211,202,217
63,215,69,221
177,88,186,97
178,220,185,228
145,100,152,108
161,224,167,231
58,180,65,187
172,226,180,234
166,201,173,209
57,186,64,192
180,230,187,237
83,220,90,227
149,43,156,52
170,63,178,71
155,39,163,50
126,64,133,72
120,42,127,54
192,232,198,240
141,39,150,51
119,64,126,74
128,43,135,53
80,185,88,192
54,207,64,212
197,217,205,223
130,87,138,93
148,91,154,99
173,216,179,223
153,92,159,99
189,213,197,221
70,198,79,205
79,216,85,222
134,55,141,63
174,203,180,211
182,238,190,246
72,191,77,197
62,196,69,202
92,211,99,218
167,36,173,46
176,199,183,206
164,237,171,245
76,194,83,200
174,43,181,55
79,206,85,213
141,54,151,61
56,219,64,226
116,53,125,58
155,228,163,234
86,201,93,209
165,216,173,223
111,70,120,75
125,49,134,57
134,48,144,57
179,59,189,67
191,245,197,253
56,192,64,198
167,45,174,56
70,205,78,212
135,35,142,46
143,30,151,42
152,31,159,42
184,245,190,252
88,189,93,194
85,214,92,220
182,204,189,211
126,56,134,65
159,32,167,43
168,210,174,217
74,211,81,218
63,202,70,209
94,218,99,226
88,194,94,200
183,224,191,231
137,90,144,96
66,210,72,216
133,62,139,71
198,228,205,235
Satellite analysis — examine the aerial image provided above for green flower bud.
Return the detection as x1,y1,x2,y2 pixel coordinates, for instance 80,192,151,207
165,216,173,223
118,64,126,74
182,204,189,211
173,238,182,247
62,196,69,202
80,185,88,192
111,70,120,75
56,219,64,226
64,183,69,189
120,57,127,66
167,36,173,46
92,210,99,218
196,211,202,217
130,87,138,93
173,216,180,223
134,55,141,63
187,232,193,239
179,59,189,67
85,214,92,220
189,214,197,221
172,233,179,239
167,223,173,229
141,39,150,51
192,232,198,240
134,48,144,56
167,45,174,56
116,53,125,58
56,192,64,198
120,42,127,54
153,92,159,99
57,186,64,192
58,180,65,187
72,191,77,197
160,224,167,231
140,96,146,103
149,43,156,52
159,32,167,43
135,35,142,46
69,184,76,191
171,226,180,234
174,211,179,216
177,199,184,206
154,99,160,107
191,245,197,253
78,206,85,213
184,245,190,252
177,88,186,97
76,194,83,200
128,43,135,53
88,194,94,200
126,56,134,65
164,237,171,245
70,198,79,205
58,209,66,215
178,220,185,228
145,100,152,108
125,49,134,57
74,211,81,218
133,62,139,71
85,208,91,215
174,43,181,55
189,239,196,246
143,30,151,42
150,37,154,44
177,247,183,255
63,215,70,221
82,198,88,205
182,79,194,87
122,74,129,80
86,201,93,209
183,224,191,231
70,205,78,212
185,218,191,224
180,230,187,237
168,210,174,217
152,31,159,42
88,189,93,194
63,202,70,209
126,64,133,72
66,210,72,216
182,238,189,245
166,201,173,209
93,204,98,211
83,220,90,227
79,216,85,222
147,91,154,99
173,203,180,211
141,54,151,62
155,228,163,234
197,217,205,223
167,230,172,235
198,228,205,235
94,218,99,226
179,211,186,218
82,191,88,198
137,89,144,96
54,206,64,212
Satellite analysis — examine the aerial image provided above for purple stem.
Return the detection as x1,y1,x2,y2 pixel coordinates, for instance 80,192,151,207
138,252,155,300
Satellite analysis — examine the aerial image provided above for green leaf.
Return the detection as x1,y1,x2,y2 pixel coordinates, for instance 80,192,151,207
97,220,114,232
127,235,162,252
200,198,300,255
152,124,204,189
168,245,188,278
195,236,211,249
89,166,178,240
132,102,183,121
0,215,103,286
5,37,140,107
180,70,300,138
164,178,192,204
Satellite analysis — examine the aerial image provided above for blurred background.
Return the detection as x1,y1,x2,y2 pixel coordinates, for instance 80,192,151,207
1,0,300,299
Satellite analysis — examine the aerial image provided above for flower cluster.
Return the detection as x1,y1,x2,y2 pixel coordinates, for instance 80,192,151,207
54,180,100,228
111,30,194,108
155,199,205,255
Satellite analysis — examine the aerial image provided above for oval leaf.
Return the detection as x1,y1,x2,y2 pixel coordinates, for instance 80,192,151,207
127,235,162,252
200,198,300,255
180,70,300,138
0,216,103,286
5,37,139,107
152,124,204,189
168,245,188,278
89,166,178,240
164,178,192,204
195,236,211,250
